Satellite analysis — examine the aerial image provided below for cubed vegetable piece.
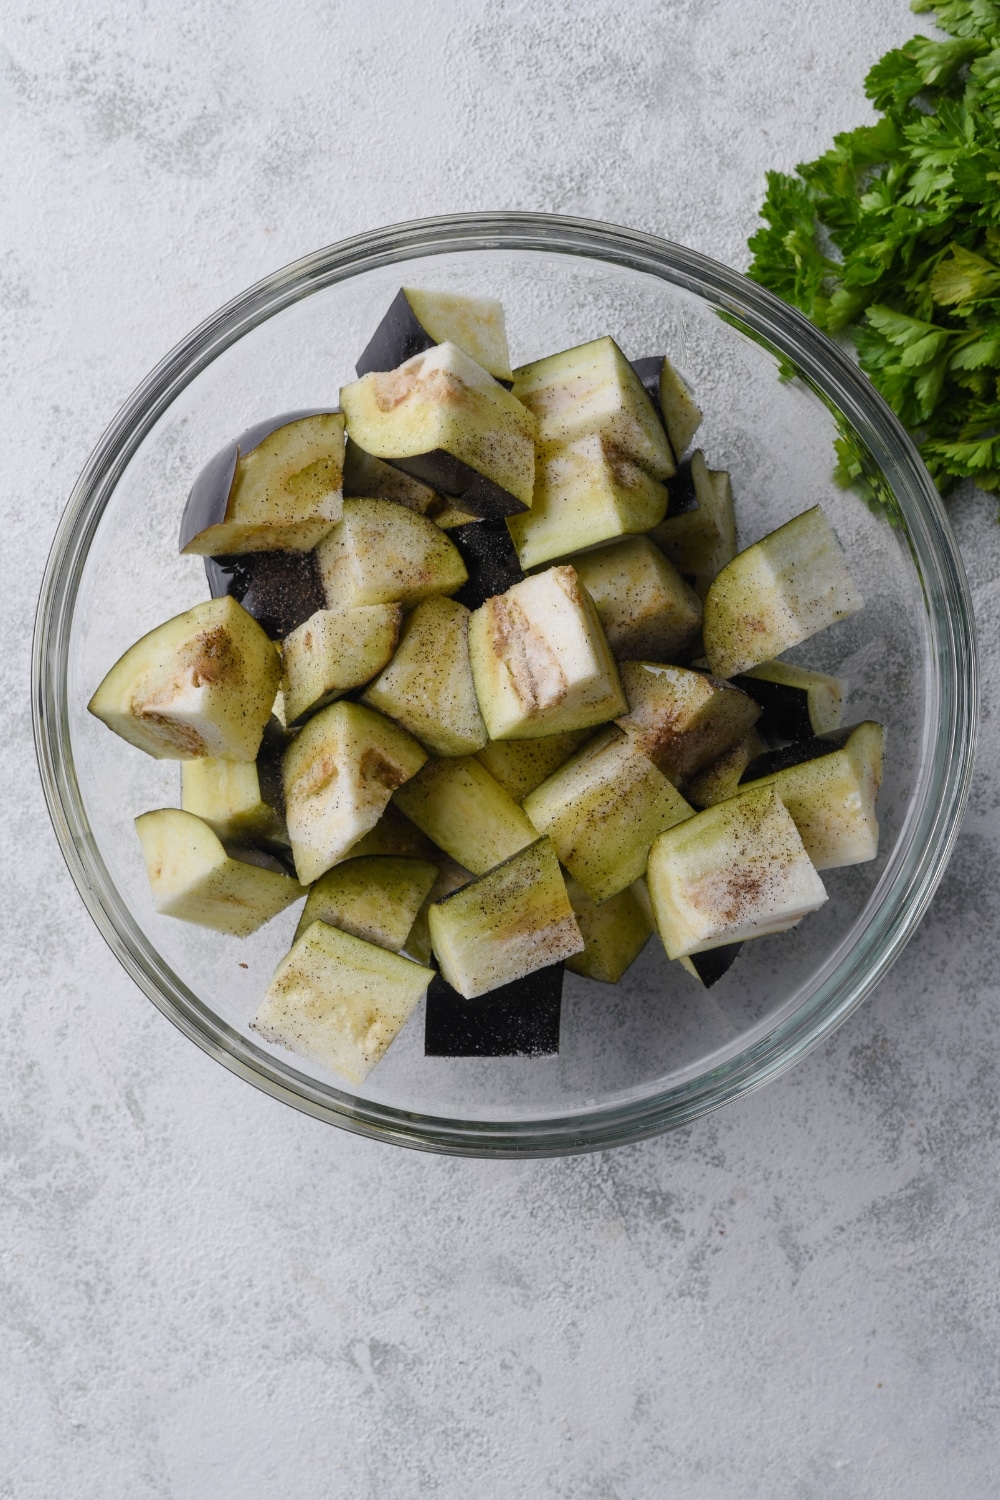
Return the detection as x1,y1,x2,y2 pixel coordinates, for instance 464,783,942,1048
569,537,702,662
523,727,694,904
394,756,538,876
649,451,737,596
563,876,653,984
468,565,627,740
180,411,345,556
630,355,703,458
282,701,427,884
615,662,761,785
281,604,402,726
315,498,468,611
342,437,440,514
512,337,674,480
647,785,828,959
703,506,863,679
356,287,513,383
293,855,439,949
403,855,473,966
204,549,327,640
340,342,535,516
450,519,524,611
738,721,885,869
475,730,590,803
428,838,583,999
732,660,844,740
135,808,303,937
506,434,669,570
424,964,563,1056
88,595,280,761
361,595,488,756
685,728,768,809
180,753,286,847
343,803,440,863
251,920,433,1085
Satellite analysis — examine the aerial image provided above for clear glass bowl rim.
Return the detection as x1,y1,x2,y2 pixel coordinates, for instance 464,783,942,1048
32,211,978,1157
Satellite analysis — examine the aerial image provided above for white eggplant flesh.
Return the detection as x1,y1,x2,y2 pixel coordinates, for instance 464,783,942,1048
615,662,761,786
467,565,626,740
401,288,513,382
569,537,702,662
362,595,488,756
281,604,402,725
394,755,538,876
512,336,674,480
523,726,694,904
293,855,439,950
649,450,737,596
315,498,467,611
282,701,427,884
563,876,653,984
506,435,668,570
475,730,590,803
685,728,769,809
135,808,303,937
703,506,863,679
428,838,583,999
647,785,828,959
88,595,280,761
251,920,433,1084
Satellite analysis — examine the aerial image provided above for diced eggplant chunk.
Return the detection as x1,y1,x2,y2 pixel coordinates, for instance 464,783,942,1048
468,565,627,740
204,549,327,640
569,537,702,662
428,838,583,999
475,730,590,803
282,700,427,884
424,964,563,1057
402,856,474,966
647,786,828,959
180,411,345,556
251,920,433,1085
340,342,535,517
649,451,737,597
450,519,524,610
281,604,402,726
678,944,744,988
563,876,653,984
341,437,440,514
685,728,768,809
180,750,287,847
342,803,440,863
394,756,538,876
293,855,439,949
88,595,280,761
361,595,488,756
356,287,513,384
513,337,674,480
507,434,669,570
523,726,693,904
630,355,703,458
315,498,468,611
615,662,761,785
732,660,844,741
738,720,884,870
704,506,863,679
135,808,303,937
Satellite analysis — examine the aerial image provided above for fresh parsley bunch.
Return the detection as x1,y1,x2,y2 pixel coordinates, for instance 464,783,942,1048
748,0,1000,496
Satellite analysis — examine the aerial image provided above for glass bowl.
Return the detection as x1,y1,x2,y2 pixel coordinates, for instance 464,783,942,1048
33,213,977,1157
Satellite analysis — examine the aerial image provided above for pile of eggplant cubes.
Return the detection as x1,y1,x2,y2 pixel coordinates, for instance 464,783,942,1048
89,287,883,1086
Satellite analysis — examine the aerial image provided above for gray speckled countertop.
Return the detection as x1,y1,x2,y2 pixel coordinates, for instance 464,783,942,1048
4,2,999,1496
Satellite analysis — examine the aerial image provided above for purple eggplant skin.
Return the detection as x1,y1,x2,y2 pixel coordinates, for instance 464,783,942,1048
424,963,564,1057
179,409,338,554
385,449,528,519
630,356,666,423
739,724,858,784
664,455,699,517
451,519,525,610
687,943,743,988
730,674,815,744
204,549,326,640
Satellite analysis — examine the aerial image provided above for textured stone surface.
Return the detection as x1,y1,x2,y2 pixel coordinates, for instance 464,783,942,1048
4,1,999,1496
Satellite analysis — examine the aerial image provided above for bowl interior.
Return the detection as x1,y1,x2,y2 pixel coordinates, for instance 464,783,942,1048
37,219,974,1153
